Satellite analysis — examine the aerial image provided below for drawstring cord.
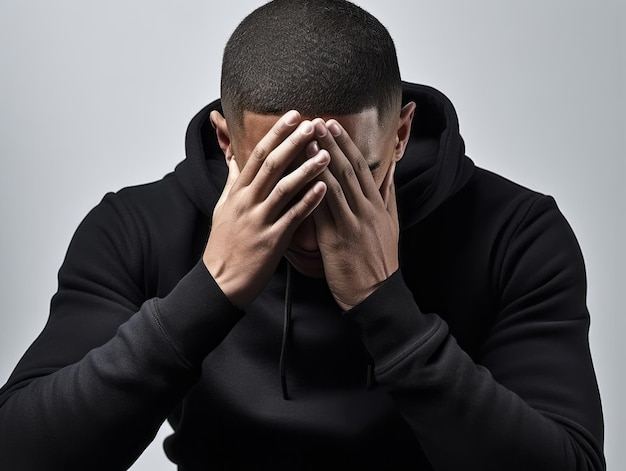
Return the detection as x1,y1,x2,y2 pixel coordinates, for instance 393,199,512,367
279,263,293,400
366,355,375,390
278,261,376,399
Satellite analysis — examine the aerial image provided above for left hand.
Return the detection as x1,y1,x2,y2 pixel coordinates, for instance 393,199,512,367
312,119,399,311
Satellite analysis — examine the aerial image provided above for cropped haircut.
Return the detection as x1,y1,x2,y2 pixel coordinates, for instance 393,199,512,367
220,0,402,126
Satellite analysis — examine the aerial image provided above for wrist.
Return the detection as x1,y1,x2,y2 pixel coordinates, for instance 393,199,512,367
332,261,398,311
156,260,243,362
202,253,248,310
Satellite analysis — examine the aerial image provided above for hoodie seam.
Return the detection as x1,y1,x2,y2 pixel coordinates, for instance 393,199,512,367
150,298,195,370
107,191,151,294
495,194,550,310
374,315,443,376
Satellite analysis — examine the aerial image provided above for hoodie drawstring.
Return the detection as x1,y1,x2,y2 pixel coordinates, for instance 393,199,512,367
279,262,375,400
366,355,375,389
279,263,293,400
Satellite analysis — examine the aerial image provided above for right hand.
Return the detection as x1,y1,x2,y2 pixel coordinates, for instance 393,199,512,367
203,110,329,309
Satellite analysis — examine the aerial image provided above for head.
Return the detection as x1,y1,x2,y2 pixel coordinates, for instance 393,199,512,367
211,0,415,277
220,0,403,127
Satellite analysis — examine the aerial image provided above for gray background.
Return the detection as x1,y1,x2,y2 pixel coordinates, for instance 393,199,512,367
1,1,623,469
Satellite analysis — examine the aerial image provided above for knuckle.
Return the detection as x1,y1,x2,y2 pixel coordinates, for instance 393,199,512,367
340,162,356,180
257,233,274,250
272,125,284,138
288,132,302,148
328,180,344,199
331,237,348,252
262,156,277,175
285,204,303,222
354,154,368,172
324,138,339,153
232,200,248,218
273,180,288,199
251,143,268,163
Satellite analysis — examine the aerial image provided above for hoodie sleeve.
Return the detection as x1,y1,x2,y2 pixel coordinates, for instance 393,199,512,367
0,193,242,470
346,195,605,470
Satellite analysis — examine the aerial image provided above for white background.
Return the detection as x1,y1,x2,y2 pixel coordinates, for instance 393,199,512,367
1,1,623,469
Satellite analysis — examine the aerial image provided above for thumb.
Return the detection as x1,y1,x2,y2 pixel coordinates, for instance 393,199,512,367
216,155,240,207
381,162,398,217
226,155,241,185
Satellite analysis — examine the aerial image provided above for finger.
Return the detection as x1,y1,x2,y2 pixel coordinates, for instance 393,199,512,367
313,120,362,212
379,160,394,206
225,155,241,188
325,119,380,202
215,156,241,208
249,119,316,198
314,168,354,230
236,109,301,186
311,192,334,234
274,181,327,237
381,161,398,222
264,149,330,221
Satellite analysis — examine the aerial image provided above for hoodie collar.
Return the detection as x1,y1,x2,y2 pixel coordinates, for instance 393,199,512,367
395,82,474,228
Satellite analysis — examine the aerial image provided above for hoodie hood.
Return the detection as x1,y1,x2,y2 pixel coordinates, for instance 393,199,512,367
175,81,474,229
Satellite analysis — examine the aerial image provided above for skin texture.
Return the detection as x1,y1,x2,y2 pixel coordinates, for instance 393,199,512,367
205,104,415,310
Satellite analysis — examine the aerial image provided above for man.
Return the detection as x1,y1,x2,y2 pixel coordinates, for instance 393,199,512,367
0,0,605,469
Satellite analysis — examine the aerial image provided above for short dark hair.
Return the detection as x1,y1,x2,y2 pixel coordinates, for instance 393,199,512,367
220,0,402,126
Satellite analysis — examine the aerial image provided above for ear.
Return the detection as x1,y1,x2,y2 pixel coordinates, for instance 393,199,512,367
393,101,416,161
209,110,234,163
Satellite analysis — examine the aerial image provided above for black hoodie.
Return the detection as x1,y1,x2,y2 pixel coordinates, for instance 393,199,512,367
0,83,605,470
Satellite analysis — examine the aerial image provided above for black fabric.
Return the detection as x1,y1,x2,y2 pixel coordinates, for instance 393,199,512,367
0,83,604,470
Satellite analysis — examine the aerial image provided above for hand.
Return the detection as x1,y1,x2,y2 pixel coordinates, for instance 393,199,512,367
312,119,399,311
203,111,330,309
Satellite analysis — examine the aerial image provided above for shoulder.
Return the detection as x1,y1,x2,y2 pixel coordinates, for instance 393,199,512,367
441,166,571,250
64,170,207,298
454,167,586,309
461,166,548,212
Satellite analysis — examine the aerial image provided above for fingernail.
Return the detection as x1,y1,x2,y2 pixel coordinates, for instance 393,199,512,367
301,121,313,134
306,140,320,157
284,110,299,126
315,121,327,137
311,151,330,168
328,121,341,137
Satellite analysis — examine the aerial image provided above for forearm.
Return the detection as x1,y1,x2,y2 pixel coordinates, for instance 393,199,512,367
346,272,605,471
0,261,242,470
0,305,191,470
